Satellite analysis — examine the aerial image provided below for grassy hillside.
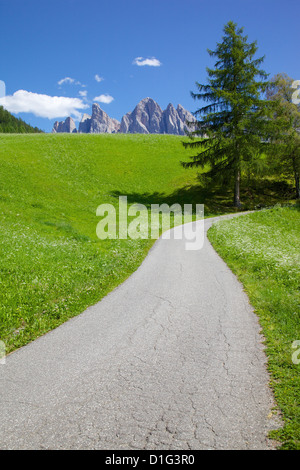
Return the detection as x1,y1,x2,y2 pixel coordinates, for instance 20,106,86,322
0,133,203,352
0,106,42,133
0,133,297,354
1,133,298,449
208,206,300,450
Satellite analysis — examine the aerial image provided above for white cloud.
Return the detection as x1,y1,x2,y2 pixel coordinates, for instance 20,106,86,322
133,57,162,67
95,74,104,82
93,94,114,104
58,77,75,86
79,90,88,98
58,77,85,87
0,90,89,119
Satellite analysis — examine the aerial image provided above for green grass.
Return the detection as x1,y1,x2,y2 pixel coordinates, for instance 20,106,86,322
207,205,300,450
0,133,207,353
0,133,299,448
0,133,297,371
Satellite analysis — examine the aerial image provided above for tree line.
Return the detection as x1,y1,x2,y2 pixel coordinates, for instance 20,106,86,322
183,21,300,206
0,106,42,133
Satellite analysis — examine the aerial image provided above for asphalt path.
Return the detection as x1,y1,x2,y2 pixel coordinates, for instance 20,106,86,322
0,213,280,449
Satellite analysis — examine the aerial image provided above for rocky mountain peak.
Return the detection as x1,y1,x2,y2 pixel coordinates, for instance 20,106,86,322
52,116,77,134
84,103,120,134
78,113,91,133
52,98,195,135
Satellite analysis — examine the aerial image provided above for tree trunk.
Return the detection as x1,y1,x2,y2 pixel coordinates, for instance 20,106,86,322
292,155,300,200
295,172,300,200
234,168,242,208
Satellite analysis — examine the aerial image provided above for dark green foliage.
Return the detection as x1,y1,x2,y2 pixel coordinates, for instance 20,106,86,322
182,21,274,208
266,73,300,199
0,106,42,133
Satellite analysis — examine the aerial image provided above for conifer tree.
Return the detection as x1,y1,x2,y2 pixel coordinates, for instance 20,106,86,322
182,21,272,208
0,106,42,133
266,73,300,199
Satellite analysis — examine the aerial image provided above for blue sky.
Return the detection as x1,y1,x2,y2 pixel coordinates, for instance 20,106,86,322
0,0,299,132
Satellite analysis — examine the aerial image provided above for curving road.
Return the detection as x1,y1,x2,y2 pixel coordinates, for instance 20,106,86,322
0,214,280,450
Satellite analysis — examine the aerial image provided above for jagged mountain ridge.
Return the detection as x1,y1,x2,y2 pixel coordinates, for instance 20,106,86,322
52,98,195,135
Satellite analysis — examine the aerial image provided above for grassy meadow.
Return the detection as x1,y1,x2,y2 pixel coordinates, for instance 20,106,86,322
208,206,300,449
0,132,296,352
0,133,299,450
0,133,201,352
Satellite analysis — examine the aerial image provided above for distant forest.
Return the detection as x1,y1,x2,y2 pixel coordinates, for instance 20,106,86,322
0,106,42,133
